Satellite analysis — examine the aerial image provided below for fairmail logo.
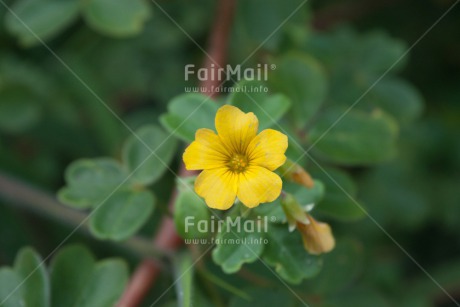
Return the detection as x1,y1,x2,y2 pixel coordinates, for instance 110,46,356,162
184,215,271,233
184,63,275,82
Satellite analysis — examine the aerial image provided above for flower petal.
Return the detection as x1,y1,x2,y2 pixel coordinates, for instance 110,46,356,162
183,128,229,170
215,105,258,153
247,129,288,171
237,166,282,208
195,168,238,210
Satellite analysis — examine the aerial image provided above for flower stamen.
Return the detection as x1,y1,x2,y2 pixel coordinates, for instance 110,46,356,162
228,154,249,173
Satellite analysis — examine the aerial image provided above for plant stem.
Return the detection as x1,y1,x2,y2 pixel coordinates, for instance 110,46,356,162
118,0,237,305
0,172,168,259
202,0,237,98
199,268,252,301
117,165,190,307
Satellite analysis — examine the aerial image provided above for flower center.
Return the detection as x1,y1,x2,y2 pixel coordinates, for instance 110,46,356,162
227,154,249,173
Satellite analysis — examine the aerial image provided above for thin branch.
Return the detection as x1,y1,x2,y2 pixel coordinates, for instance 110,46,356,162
117,165,189,307
201,0,237,96
0,172,168,260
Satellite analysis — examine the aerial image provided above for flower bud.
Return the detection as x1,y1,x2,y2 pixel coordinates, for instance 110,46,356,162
296,215,335,255
281,192,335,255
279,159,314,189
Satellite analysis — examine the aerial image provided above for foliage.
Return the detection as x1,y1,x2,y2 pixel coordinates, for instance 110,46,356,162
1,0,459,306
0,245,128,306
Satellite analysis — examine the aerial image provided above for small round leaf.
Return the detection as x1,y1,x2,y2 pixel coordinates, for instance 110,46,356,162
89,190,155,241
13,247,50,307
82,0,151,37
122,125,178,186
174,188,211,240
5,0,80,47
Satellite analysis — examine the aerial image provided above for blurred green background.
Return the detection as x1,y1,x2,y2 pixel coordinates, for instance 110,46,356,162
0,0,459,306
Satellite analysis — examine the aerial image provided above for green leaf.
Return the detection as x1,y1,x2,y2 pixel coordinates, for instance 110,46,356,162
13,247,50,307
251,198,285,224
269,53,328,128
252,178,322,221
58,158,129,209
357,31,408,74
309,109,399,165
365,78,423,124
5,0,80,47
263,225,322,284
50,245,96,307
212,218,265,273
89,189,155,241
74,260,128,307
160,93,219,143
306,29,407,75
50,245,128,307
0,268,24,307
228,80,291,129
309,166,365,221
173,253,194,307
0,86,41,133
122,125,178,185
82,0,151,37
282,179,325,208
174,187,211,239
236,0,308,51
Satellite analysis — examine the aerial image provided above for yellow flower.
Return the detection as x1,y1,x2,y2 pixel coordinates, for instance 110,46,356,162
183,105,288,210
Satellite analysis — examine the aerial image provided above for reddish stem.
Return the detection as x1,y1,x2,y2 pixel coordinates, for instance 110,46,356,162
201,0,237,97
117,259,159,307
117,0,236,306
117,167,191,307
